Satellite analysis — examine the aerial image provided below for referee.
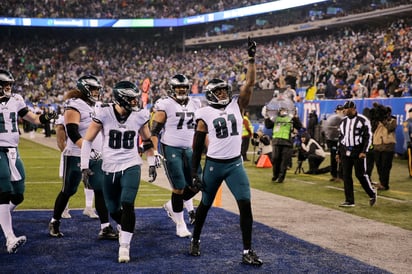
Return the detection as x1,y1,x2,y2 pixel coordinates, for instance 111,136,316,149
336,100,377,207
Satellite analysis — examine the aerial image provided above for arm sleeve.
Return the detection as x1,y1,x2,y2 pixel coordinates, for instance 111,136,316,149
66,123,82,144
191,130,207,175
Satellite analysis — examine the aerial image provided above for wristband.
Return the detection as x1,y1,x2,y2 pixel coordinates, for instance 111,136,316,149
248,57,255,63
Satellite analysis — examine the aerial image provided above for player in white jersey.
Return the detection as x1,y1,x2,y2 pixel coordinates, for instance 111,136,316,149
151,74,202,238
54,114,97,219
49,75,118,241
0,69,56,253
189,38,263,266
80,81,158,263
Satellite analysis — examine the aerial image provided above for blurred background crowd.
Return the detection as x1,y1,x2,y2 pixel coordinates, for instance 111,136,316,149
0,0,411,110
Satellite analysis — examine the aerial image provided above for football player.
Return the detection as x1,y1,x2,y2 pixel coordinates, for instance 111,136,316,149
54,114,97,219
80,81,157,263
189,38,263,266
48,75,118,240
150,74,202,237
0,69,56,253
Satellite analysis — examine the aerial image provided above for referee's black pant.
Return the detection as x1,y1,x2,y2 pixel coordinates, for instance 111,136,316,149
341,155,375,204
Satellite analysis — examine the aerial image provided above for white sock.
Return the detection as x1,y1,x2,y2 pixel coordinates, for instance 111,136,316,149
120,231,133,246
101,222,110,229
84,188,94,208
184,199,194,212
0,204,15,240
9,202,17,212
176,211,185,224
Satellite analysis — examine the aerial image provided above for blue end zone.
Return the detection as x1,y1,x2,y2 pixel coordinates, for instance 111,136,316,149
0,208,388,273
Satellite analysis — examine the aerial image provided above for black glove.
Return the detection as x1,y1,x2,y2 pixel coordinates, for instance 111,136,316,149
190,174,204,193
81,169,94,189
39,111,57,124
247,36,257,58
148,166,157,183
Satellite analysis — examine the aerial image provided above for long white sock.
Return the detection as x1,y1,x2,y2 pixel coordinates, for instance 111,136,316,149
9,202,17,212
84,188,94,208
184,199,194,212
176,211,185,224
120,231,133,246
0,204,15,240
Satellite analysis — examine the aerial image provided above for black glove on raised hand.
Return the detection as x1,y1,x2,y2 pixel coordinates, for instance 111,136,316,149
39,111,57,124
247,36,257,58
81,168,94,189
148,166,157,183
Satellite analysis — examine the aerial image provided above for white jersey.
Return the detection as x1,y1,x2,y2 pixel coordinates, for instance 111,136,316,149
0,94,27,147
154,96,201,147
194,96,242,159
93,103,150,172
63,98,103,157
55,114,64,126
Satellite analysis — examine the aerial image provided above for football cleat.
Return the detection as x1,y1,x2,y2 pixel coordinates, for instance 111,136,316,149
189,238,200,256
98,225,119,240
83,207,99,219
242,250,263,266
188,210,196,225
118,244,130,263
6,235,27,254
163,201,177,224
176,222,192,238
49,220,64,237
61,208,72,219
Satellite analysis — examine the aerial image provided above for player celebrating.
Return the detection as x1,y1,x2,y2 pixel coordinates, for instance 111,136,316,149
0,69,56,253
189,38,263,266
80,81,158,263
151,74,201,237
48,75,117,240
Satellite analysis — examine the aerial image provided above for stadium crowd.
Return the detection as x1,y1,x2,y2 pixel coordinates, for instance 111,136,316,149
2,0,410,39
1,17,411,107
1,0,273,19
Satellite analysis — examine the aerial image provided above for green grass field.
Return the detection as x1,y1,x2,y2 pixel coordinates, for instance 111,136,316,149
19,138,412,230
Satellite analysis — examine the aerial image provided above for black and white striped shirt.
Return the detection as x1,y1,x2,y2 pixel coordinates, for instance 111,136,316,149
338,114,372,154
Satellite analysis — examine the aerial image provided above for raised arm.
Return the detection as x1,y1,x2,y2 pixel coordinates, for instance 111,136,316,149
238,37,257,112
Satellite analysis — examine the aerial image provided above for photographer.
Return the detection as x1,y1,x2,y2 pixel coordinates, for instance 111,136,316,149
371,103,397,191
251,129,272,164
299,132,330,175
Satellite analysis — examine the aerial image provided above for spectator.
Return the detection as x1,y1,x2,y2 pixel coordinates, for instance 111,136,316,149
372,105,397,191
283,85,297,103
387,72,401,97
403,108,412,176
